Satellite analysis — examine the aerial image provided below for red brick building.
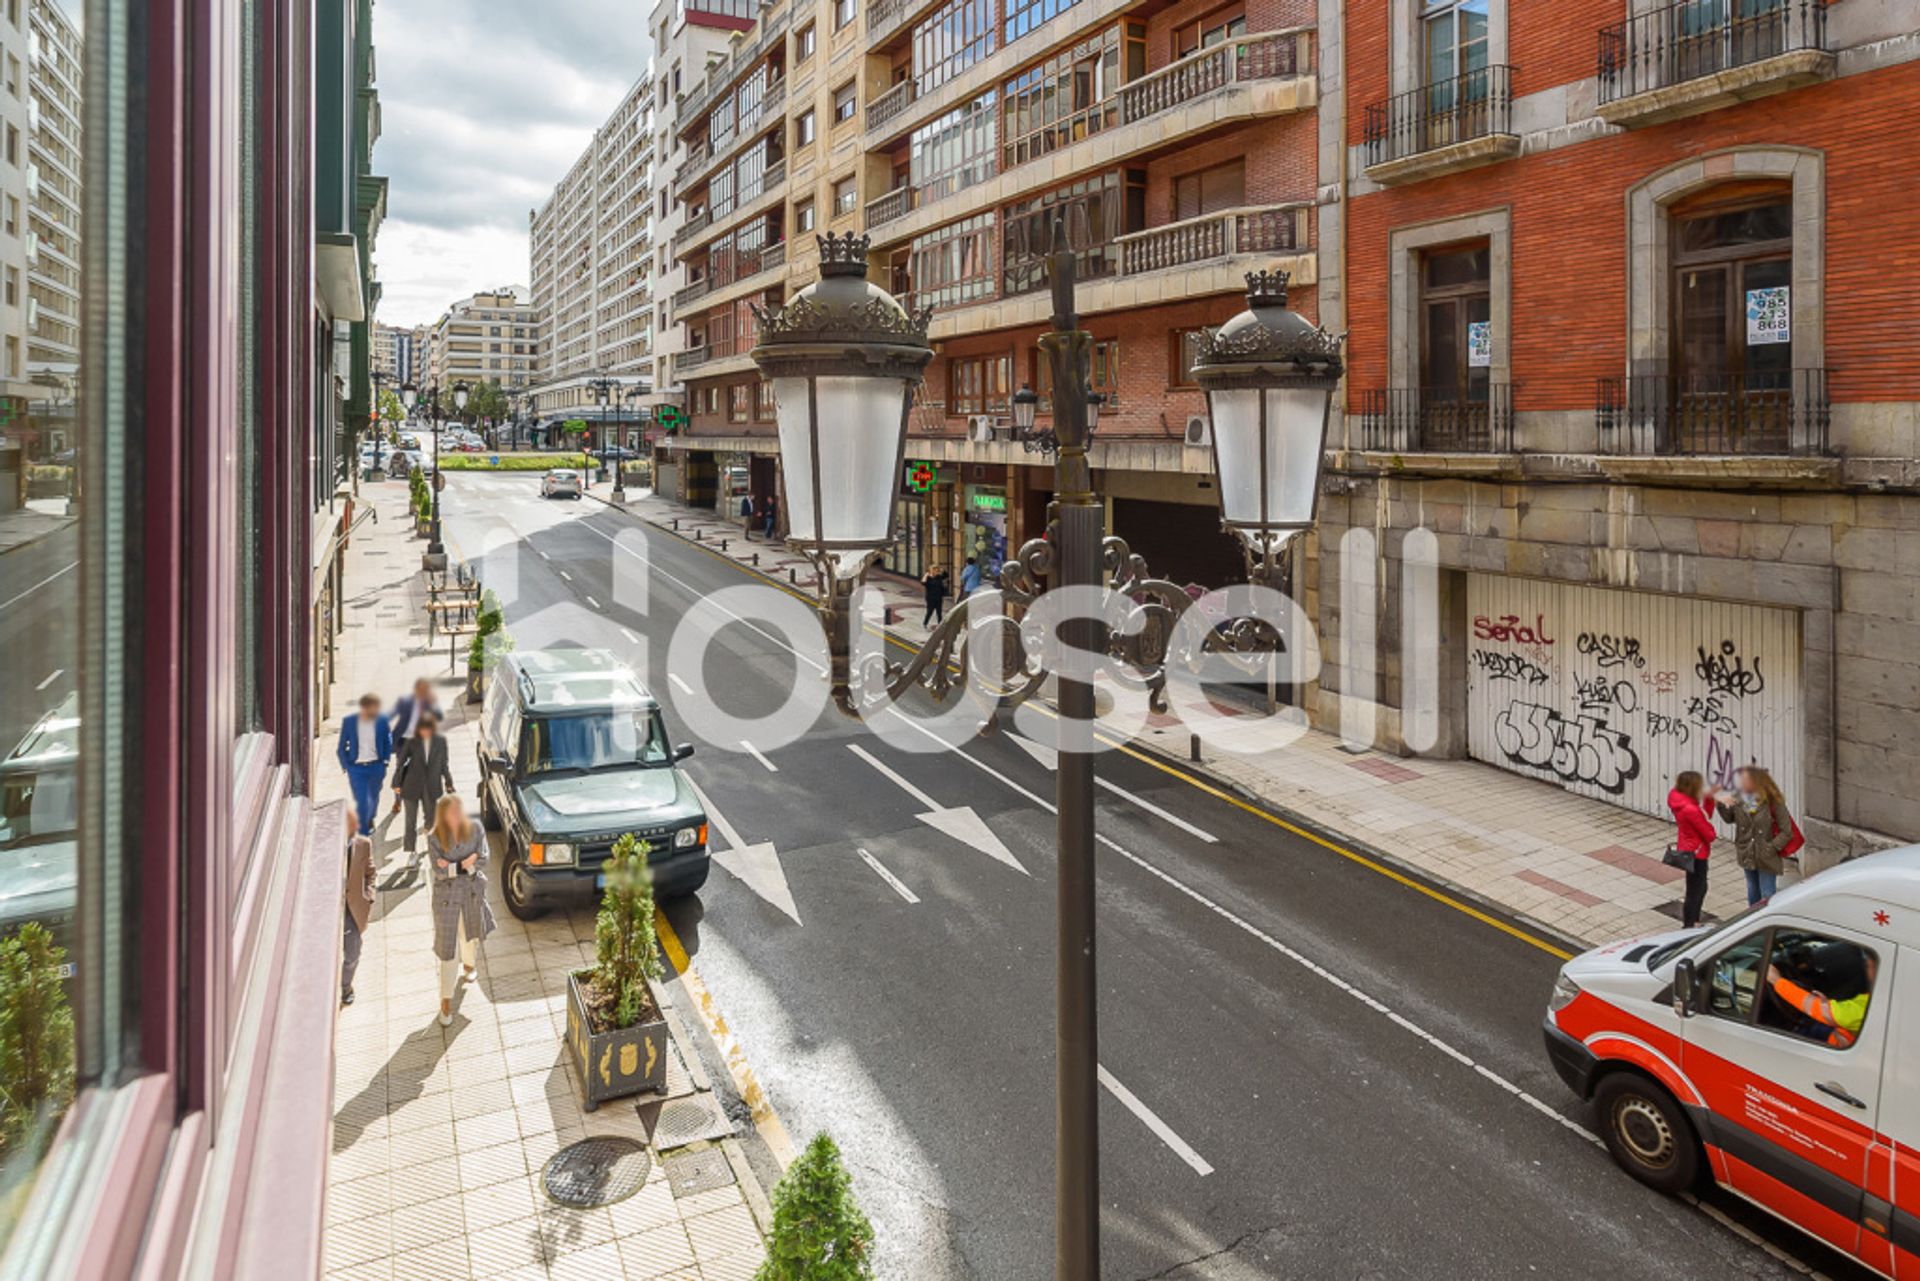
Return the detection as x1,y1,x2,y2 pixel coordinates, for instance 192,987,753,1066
1318,0,1920,848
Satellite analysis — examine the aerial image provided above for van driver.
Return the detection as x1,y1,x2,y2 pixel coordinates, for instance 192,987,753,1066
1767,947,1876,1049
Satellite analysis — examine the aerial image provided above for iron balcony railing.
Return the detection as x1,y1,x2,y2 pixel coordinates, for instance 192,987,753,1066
1598,0,1827,104
1115,203,1307,275
1364,63,1514,168
1358,385,1515,453
1595,369,1830,456
677,6,791,127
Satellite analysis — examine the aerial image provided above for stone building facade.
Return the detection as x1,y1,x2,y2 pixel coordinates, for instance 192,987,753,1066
1314,0,1920,850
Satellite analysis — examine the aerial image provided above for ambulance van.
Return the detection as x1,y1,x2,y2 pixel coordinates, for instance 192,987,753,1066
1543,848,1919,1278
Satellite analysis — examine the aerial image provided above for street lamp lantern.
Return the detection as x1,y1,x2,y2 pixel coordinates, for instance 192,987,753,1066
1192,269,1343,586
401,381,419,411
1011,384,1039,435
452,380,471,413
750,232,932,583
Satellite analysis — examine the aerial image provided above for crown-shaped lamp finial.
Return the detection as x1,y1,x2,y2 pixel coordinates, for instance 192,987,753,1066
1244,270,1290,308
816,232,872,278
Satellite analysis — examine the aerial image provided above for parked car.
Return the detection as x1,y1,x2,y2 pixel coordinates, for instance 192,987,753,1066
1545,850,1919,1276
477,650,709,919
540,469,582,499
0,693,80,971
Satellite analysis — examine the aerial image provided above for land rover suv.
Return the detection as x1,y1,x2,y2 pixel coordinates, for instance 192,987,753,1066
478,650,709,919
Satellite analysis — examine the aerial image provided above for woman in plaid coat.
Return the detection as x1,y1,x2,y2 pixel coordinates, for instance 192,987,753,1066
428,794,497,1026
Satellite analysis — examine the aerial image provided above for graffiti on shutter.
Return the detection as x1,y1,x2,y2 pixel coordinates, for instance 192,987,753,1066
1466,576,1801,820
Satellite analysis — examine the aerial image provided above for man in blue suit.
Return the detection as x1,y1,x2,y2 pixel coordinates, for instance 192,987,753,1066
337,693,393,837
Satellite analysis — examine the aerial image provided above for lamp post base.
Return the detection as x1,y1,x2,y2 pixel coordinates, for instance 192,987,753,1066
610,489,627,504
422,550,448,572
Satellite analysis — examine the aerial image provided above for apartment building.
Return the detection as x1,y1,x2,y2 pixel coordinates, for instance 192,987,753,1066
0,3,29,435
426,286,537,392
660,0,1321,582
527,73,656,438
1316,1,1920,851
7,0,80,458
639,0,743,435
371,320,406,384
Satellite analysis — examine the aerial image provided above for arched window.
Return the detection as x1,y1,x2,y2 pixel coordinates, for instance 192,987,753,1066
1668,183,1793,451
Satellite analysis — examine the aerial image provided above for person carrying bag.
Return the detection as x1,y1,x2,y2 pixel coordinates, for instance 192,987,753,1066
1666,771,1718,929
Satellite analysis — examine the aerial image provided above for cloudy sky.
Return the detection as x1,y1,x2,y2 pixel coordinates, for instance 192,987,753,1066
372,0,654,328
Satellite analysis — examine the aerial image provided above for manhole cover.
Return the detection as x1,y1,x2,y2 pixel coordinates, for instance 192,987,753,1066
540,1136,651,1209
663,1147,736,1198
651,1094,734,1151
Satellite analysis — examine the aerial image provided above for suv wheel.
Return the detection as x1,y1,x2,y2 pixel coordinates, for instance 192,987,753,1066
502,841,548,921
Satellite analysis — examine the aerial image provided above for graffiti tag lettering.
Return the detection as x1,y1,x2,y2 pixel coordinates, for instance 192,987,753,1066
1640,669,1680,695
1473,613,1557,646
1576,631,1648,671
1696,639,1766,699
1706,733,1740,792
1575,675,1640,715
1493,701,1642,796
1472,650,1549,685
1645,710,1692,744
1686,694,1740,735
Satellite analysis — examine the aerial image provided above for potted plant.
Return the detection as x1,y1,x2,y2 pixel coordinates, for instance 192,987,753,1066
465,590,511,703
0,923,76,1166
564,834,669,1110
757,1133,877,1281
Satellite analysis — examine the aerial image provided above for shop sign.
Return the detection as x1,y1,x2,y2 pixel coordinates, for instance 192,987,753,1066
905,460,938,494
968,488,1008,513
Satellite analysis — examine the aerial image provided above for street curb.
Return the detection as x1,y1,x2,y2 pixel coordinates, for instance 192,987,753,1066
1123,731,1596,957
0,514,77,559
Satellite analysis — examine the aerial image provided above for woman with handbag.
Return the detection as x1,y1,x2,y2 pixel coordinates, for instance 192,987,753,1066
1714,765,1796,906
1667,771,1718,928
427,793,497,1027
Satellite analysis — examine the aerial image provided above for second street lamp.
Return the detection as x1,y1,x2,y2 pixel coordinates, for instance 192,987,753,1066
754,230,1342,1279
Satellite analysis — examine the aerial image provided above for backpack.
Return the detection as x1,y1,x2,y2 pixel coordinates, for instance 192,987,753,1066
1774,810,1806,860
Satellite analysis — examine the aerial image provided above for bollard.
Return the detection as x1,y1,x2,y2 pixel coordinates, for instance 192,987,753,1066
672,519,680,531
1189,734,1202,763
693,530,702,541
884,605,896,626
752,553,760,567
788,568,797,585
719,539,728,553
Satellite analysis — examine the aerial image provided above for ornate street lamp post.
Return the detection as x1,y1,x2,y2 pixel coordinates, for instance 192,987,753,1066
587,375,619,485
752,230,1341,1280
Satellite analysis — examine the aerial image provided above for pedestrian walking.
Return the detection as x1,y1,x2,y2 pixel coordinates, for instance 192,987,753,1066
387,677,441,816
1714,765,1798,905
922,567,949,627
392,712,454,855
427,794,496,1027
959,556,982,598
740,492,755,540
336,694,393,838
1667,771,1718,928
342,826,375,1006
762,492,779,541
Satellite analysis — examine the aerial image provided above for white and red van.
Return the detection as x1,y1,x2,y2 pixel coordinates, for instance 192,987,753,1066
1545,848,1919,1278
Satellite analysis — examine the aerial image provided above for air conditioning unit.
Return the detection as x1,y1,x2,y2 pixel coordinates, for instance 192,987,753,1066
1184,415,1211,447
968,415,996,443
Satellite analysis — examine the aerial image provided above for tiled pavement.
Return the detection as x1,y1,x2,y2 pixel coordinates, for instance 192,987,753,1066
596,485,1838,950
317,479,770,1281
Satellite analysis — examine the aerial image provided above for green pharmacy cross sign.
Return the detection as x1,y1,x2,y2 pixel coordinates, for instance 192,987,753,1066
906,461,937,494
655,405,686,434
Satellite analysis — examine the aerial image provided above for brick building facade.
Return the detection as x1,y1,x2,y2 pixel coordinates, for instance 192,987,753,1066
1315,0,1920,849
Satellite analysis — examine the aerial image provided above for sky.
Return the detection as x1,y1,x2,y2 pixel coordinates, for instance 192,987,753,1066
372,0,654,328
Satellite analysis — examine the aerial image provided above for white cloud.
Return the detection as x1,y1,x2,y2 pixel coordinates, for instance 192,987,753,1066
371,0,653,327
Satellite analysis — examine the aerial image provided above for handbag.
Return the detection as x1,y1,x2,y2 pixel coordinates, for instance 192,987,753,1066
1773,811,1806,860
1661,845,1696,872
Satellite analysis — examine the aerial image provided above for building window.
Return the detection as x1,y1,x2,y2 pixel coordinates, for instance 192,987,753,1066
909,92,996,204
3,264,14,306
912,0,996,96
1172,159,1244,220
1005,0,1082,41
1423,0,1489,89
950,352,1012,415
833,175,857,217
1000,27,1127,171
756,379,777,420
4,194,15,234
3,333,15,377
729,383,751,422
1002,169,1143,296
833,81,857,124
1170,328,1206,387
797,23,817,61
5,54,17,97
1419,241,1491,403
1669,192,1793,418
906,213,995,311
4,122,16,165
795,109,816,146
795,198,816,232
1175,5,1246,56
835,0,856,29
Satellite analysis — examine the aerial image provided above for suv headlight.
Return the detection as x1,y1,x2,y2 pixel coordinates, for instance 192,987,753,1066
532,841,575,866
1548,973,1581,1015
674,825,699,849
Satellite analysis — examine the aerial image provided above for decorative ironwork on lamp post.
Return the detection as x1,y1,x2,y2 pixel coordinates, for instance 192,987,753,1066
751,229,1342,1281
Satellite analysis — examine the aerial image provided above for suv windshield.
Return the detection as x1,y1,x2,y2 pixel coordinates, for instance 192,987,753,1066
522,710,669,774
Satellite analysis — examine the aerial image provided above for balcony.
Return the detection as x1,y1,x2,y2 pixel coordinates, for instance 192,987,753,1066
674,209,714,253
674,276,714,312
1363,65,1517,186
1118,30,1297,122
866,0,920,47
1116,203,1307,275
677,78,788,190
864,184,915,229
1357,386,1515,454
867,77,916,133
1595,370,1830,456
673,240,787,322
1597,0,1832,127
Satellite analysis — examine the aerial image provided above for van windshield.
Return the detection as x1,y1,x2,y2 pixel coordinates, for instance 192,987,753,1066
521,710,670,774
1645,899,1771,971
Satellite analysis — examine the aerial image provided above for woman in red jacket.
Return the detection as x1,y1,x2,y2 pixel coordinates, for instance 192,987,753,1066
1669,770,1719,928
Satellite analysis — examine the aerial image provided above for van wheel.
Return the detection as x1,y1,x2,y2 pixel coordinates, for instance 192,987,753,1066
502,843,548,921
1595,1073,1701,1194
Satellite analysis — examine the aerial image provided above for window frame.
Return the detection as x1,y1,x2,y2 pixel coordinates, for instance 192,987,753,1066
1702,925,1879,1052
1169,327,1206,389
834,0,857,29
832,175,858,218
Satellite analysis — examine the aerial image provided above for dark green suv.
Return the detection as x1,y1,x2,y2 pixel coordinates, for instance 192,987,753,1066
478,650,709,919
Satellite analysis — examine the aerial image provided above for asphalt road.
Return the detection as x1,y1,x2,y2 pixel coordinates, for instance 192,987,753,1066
0,521,80,753
439,473,1870,1281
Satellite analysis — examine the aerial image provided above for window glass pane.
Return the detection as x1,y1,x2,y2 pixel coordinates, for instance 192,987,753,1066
1759,931,1876,1048
1676,265,1729,377
1706,931,1770,1022
1676,200,1791,254
1423,244,1489,288
1422,301,1459,392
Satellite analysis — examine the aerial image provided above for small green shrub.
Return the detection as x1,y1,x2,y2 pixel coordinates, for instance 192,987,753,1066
757,1133,876,1281
590,835,661,1030
0,923,75,1157
436,453,591,472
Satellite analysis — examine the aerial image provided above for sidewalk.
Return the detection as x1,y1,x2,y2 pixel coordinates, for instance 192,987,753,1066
596,485,1804,950
318,478,771,1281
0,501,74,555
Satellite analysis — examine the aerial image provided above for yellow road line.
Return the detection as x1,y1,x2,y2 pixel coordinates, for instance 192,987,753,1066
630,504,1575,961
656,910,798,1169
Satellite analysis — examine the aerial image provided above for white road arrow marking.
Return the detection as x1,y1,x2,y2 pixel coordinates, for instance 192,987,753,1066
847,743,1027,875
688,778,800,926
1008,734,1218,844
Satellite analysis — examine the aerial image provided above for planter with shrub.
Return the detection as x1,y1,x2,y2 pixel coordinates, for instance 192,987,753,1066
756,1133,877,1281
563,834,670,1110
466,589,511,703
0,923,76,1173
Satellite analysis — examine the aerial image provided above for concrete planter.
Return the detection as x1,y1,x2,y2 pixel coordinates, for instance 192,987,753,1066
564,970,668,1111
464,660,485,704
414,515,433,538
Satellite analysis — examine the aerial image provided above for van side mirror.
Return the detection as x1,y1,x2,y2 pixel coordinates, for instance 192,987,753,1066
674,743,695,762
1672,958,1698,1019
